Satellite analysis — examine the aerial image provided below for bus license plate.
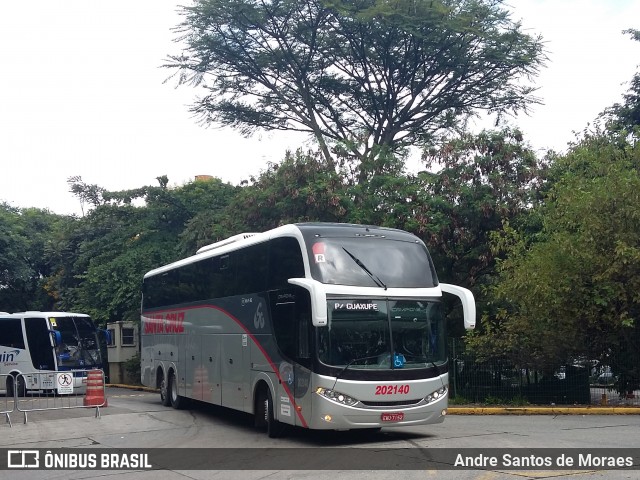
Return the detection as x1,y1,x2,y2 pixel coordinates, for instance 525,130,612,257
381,412,404,422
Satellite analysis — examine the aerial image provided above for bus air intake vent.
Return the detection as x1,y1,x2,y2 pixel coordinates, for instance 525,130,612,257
196,233,259,254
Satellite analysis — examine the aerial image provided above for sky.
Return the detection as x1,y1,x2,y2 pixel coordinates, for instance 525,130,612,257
1,0,639,216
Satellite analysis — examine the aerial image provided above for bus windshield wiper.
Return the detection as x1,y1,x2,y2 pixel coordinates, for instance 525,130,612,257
332,354,381,390
342,247,387,290
400,353,440,373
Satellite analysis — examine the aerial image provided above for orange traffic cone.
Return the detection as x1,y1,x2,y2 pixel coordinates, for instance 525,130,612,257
84,369,108,407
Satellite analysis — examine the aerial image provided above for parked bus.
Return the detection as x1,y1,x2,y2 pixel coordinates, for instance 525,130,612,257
141,223,475,436
0,311,109,396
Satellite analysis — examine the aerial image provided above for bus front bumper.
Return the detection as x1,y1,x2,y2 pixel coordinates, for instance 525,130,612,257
306,394,448,430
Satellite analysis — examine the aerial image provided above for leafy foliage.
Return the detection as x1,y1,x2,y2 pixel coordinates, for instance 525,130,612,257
419,127,547,287
221,149,352,233
606,29,640,133
168,0,545,175
0,204,72,311
472,130,640,387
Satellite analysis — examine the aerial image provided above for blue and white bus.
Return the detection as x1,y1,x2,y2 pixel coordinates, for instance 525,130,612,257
0,311,109,396
141,223,475,436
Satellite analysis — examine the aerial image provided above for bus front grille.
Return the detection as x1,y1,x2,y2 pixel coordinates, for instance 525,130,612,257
360,399,422,407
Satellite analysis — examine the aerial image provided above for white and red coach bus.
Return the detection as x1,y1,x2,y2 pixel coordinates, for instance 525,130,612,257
140,223,475,436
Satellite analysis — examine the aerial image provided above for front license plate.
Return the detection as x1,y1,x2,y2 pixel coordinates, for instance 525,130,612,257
381,412,404,422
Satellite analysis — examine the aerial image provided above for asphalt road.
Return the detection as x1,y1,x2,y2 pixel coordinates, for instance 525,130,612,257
2,386,639,480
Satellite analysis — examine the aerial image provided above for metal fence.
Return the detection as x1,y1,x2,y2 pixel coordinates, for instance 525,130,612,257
448,339,640,407
449,339,640,406
1,374,14,427
2,370,107,426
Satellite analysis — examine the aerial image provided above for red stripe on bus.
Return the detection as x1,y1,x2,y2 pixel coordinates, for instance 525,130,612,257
142,305,309,428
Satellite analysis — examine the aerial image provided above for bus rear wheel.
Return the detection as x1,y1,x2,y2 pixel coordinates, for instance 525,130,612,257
160,373,171,407
169,371,185,409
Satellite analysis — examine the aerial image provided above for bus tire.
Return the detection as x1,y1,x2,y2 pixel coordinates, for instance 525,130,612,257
266,389,285,438
160,376,171,407
254,388,267,429
17,375,25,397
7,374,26,398
169,371,185,409
5,377,13,398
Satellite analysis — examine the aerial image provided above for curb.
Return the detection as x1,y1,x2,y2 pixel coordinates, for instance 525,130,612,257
448,407,640,415
106,385,640,414
106,383,159,393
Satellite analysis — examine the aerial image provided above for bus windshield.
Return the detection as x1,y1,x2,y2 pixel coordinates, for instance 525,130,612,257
307,237,437,288
51,316,102,369
318,299,446,369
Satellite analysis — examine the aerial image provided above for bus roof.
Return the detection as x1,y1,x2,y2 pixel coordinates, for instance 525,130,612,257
7,311,91,318
144,222,423,279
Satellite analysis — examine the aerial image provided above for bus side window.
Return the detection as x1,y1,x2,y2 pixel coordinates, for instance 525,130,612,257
235,243,268,295
271,297,296,359
268,237,305,289
1,319,26,349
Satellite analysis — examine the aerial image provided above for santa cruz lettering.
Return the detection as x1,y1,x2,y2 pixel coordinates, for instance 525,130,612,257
375,384,410,395
143,312,185,334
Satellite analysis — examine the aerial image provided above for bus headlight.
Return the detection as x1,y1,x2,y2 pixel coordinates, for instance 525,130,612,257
425,385,448,404
315,387,359,406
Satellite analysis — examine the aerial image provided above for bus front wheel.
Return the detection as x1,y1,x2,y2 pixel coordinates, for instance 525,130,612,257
265,389,285,438
7,374,26,398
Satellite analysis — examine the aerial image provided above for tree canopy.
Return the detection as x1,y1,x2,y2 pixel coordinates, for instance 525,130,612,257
168,0,544,176
606,29,640,132
469,129,640,392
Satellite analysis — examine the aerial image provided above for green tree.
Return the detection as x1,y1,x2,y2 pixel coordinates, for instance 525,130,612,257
221,149,351,233
67,175,106,216
168,0,544,178
606,29,640,132
401,128,548,337
57,176,239,323
473,130,640,392
65,204,170,324
416,128,547,287
0,204,72,311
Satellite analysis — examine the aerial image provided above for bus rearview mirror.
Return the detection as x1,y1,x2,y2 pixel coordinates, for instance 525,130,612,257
439,283,476,330
287,278,328,327
49,329,62,346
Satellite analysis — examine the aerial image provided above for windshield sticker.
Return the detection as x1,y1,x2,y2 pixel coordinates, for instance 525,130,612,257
312,242,326,263
393,353,406,368
333,301,379,311
50,318,57,327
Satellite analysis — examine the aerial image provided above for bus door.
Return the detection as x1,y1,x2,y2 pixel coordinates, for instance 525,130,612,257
24,317,56,371
270,289,313,427
186,333,221,404
221,333,248,411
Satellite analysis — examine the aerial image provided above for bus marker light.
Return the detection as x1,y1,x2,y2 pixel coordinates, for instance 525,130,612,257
323,415,332,422
442,409,447,416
